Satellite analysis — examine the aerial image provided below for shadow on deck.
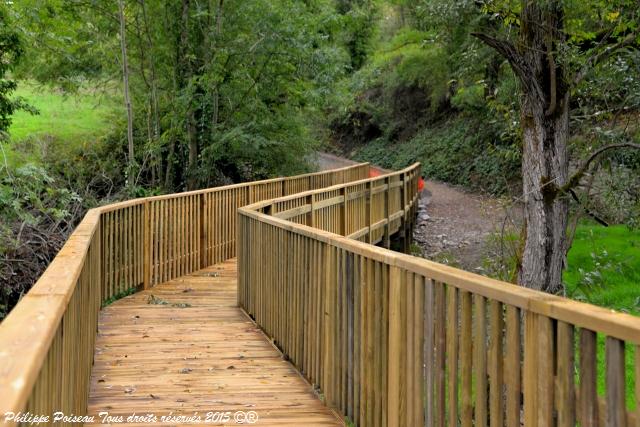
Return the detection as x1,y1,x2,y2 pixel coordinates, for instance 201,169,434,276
87,259,342,426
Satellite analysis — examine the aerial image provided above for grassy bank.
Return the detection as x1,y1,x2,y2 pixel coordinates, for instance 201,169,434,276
3,81,118,166
564,223,639,409
565,224,640,315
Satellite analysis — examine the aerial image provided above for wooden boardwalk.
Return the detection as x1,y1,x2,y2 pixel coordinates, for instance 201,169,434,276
87,259,342,426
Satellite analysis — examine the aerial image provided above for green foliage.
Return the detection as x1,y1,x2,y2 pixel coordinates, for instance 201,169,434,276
337,0,380,70
354,28,450,111
564,223,640,408
0,163,84,320
565,224,640,315
10,0,351,190
6,81,118,166
352,116,520,194
0,164,80,225
102,286,137,308
0,5,26,132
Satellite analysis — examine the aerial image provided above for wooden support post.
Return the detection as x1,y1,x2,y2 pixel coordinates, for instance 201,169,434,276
388,266,402,427
306,194,314,227
383,177,390,248
199,193,207,269
523,312,539,426
143,200,151,289
605,337,626,427
340,187,347,236
399,172,408,253
366,181,372,243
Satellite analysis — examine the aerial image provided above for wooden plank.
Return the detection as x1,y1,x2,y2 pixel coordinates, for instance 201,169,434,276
413,274,425,427
537,316,553,427
606,337,626,427
143,201,151,289
434,281,446,427
523,312,538,427
556,321,575,427
87,259,342,425
424,278,435,427
636,345,640,427
580,329,599,427
460,291,473,427
489,300,504,427
474,295,488,427
505,305,521,427
388,266,402,427
447,286,458,427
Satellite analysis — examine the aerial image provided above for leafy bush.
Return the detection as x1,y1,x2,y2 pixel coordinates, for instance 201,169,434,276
0,164,84,319
351,116,520,194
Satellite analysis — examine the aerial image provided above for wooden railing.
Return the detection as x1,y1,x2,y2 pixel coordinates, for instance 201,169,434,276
238,162,640,427
0,163,369,418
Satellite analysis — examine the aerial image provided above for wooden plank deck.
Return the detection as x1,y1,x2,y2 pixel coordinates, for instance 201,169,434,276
87,259,342,426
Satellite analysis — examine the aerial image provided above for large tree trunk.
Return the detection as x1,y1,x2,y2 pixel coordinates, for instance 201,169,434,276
516,1,569,293
118,0,135,175
519,95,569,293
475,1,571,293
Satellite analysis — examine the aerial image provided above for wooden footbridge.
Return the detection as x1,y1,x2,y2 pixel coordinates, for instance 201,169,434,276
1,161,639,426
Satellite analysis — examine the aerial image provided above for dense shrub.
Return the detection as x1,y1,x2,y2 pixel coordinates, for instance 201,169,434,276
351,116,520,194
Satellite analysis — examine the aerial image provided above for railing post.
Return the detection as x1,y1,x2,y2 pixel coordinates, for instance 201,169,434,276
523,311,540,426
388,265,402,427
365,181,372,243
306,194,315,227
383,177,390,248
199,193,207,269
143,200,151,289
340,187,347,236
399,172,408,253
323,244,336,407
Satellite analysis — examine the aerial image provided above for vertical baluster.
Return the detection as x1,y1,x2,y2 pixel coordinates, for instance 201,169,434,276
460,291,473,427
447,286,458,427
434,280,446,427
606,337,626,427
474,295,488,427
580,329,599,427
505,306,521,427
556,321,575,427
489,300,504,427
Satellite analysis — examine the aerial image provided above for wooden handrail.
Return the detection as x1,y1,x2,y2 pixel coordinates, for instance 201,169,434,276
0,162,370,418
238,162,640,426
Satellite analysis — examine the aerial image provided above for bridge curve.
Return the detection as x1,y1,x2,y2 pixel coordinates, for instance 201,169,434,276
1,159,639,426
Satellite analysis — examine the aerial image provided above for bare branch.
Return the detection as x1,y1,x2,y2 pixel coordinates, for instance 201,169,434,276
563,142,640,191
472,32,544,100
568,189,609,227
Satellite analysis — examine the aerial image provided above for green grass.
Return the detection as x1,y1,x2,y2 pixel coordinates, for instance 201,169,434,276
565,224,640,314
2,81,119,167
564,223,640,410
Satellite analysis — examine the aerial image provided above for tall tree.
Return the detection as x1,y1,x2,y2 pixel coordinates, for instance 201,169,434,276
118,0,135,177
474,0,640,293
0,6,24,134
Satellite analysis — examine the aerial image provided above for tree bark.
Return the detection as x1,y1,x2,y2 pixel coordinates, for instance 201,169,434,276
519,96,569,293
118,0,135,174
475,1,570,293
517,2,569,293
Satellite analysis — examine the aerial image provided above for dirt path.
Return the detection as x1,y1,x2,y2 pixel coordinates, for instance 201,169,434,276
413,180,521,271
313,153,520,271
